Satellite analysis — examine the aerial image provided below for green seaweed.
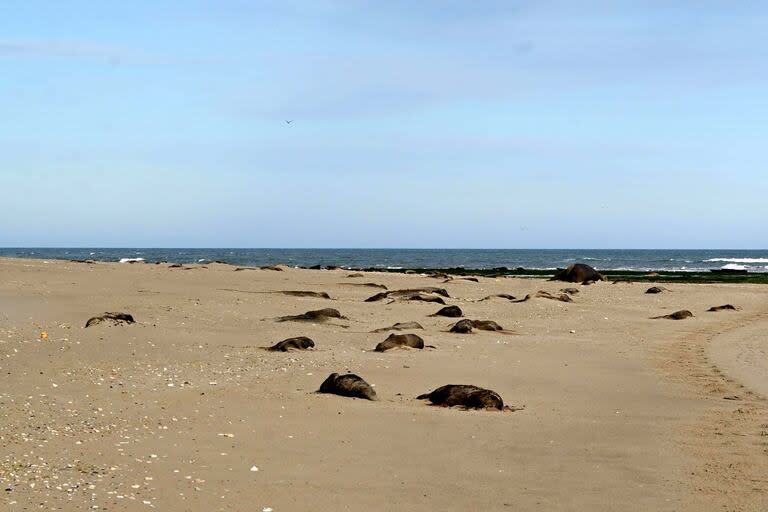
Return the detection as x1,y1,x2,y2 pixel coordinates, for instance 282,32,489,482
357,266,768,284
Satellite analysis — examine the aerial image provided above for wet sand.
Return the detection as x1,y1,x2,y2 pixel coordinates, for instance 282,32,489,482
1,258,767,511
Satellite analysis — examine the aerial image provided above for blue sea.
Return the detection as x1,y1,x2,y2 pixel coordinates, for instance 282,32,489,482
1,248,767,273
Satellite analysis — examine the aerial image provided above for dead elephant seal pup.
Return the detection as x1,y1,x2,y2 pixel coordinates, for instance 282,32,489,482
652,310,693,320
402,293,447,305
277,291,332,299
478,294,517,302
374,333,429,352
449,319,505,333
365,287,450,302
560,288,579,295
263,336,315,352
318,373,377,400
277,308,346,322
443,277,479,283
534,290,573,303
342,282,388,290
645,286,667,294
551,263,604,284
371,321,424,333
430,305,463,317
417,384,509,411
85,312,135,328
708,304,738,312
449,319,475,333
472,320,504,331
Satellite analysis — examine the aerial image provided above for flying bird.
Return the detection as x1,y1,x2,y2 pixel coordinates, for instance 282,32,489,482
285,120,293,124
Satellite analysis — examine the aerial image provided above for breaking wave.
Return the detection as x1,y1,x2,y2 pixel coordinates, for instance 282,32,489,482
704,258,768,263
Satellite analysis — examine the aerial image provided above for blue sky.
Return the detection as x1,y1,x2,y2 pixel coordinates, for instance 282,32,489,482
1,1,766,248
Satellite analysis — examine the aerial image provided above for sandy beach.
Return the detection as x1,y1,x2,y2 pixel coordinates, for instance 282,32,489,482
1,257,767,511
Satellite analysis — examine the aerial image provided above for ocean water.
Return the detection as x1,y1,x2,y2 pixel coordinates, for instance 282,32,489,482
1,248,767,272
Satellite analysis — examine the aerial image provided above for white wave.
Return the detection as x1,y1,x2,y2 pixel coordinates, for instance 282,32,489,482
119,257,145,263
721,263,748,271
704,258,768,263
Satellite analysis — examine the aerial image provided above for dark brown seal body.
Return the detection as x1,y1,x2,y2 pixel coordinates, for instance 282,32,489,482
277,308,346,322
551,264,604,284
449,319,475,333
652,310,693,320
443,277,479,283
278,291,332,299
264,336,315,352
645,286,666,294
478,294,517,302
374,333,426,352
431,305,463,317
534,290,573,302
417,384,505,410
85,312,135,328
343,282,388,290
471,320,504,331
318,373,377,400
365,287,450,302
364,292,390,302
401,293,446,305
449,319,504,333
371,321,424,333
708,304,738,312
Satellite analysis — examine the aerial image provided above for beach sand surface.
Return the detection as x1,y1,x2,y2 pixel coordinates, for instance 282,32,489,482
1,258,767,511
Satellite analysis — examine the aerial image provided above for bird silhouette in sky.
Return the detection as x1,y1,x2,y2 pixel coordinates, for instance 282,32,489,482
285,120,293,124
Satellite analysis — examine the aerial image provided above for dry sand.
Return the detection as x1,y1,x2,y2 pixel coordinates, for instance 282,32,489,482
1,258,767,511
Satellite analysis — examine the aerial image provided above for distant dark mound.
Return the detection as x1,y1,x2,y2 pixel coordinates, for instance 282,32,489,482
318,373,377,400
551,264,604,284
645,286,667,294
85,312,136,328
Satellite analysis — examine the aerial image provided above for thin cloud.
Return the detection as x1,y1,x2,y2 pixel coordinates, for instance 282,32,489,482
0,39,215,66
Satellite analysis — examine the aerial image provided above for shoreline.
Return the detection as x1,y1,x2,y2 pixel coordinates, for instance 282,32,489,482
1,257,767,510
3,255,768,284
